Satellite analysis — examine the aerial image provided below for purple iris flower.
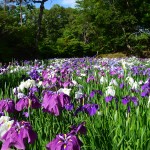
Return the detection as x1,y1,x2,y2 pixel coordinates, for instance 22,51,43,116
0,99,15,113
65,103,74,111
30,95,41,109
141,82,149,91
15,97,29,111
82,104,99,116
122,97,130,105
110,70,116,76
89,90,102,98
87,76,95,83
143,68,150,76
42,92,59,115
141,79,150,97
15,95,41,111
122,96,138,106
130,96,138,106
42,91,73,116
96,90,103,96
101,62,107,66
29,87,38,94
23,112,29,118
42,80,50,87
46,121,86,150
141,89,149,97
70,122,87,135
105,96,114,102
120,83,124,89
63,81,71,88
29,69,40,80
60,67,68,74
75,104,99,116
59,93,72,107
51,77,58,84
131,66,139,75
90,91,95,98
46,133,82,150
1,121,37,150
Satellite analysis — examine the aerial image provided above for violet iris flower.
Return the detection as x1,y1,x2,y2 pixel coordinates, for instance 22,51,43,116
46,122,86,150
42,92,60,115
105,96,119,110
122,96,138,106
89,90,102,98
105,96,114,102
30,94,41,108
46,134,82,150
87,76,95,82
15,95,41,111
75,104,99,116
65,103,74,111
131,66,139,75
82,104,99,116
120,83,124,89
42,91,73,116
29,69,40,80
0,99,15,113
51,77,58,84
1,121,37,150
70,122,87,135
110,70,116,76
90,91,95,98
23,112,29,118
141,79,150,97
29,87,38,94
63,81,71,88
15,97,29,111
42,70,48,79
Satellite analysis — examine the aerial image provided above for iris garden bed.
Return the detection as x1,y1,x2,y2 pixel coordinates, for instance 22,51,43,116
0,57,150,150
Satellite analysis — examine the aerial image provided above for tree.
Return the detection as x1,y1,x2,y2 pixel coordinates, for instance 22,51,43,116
39,4,72,57
32,0,48,57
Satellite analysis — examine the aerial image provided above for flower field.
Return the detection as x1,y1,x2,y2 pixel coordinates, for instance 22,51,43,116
0,57,150,150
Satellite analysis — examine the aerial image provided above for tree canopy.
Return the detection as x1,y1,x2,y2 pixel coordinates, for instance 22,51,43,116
0,0,150,62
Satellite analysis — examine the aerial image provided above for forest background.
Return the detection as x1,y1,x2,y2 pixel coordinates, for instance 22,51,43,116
0,0,150,62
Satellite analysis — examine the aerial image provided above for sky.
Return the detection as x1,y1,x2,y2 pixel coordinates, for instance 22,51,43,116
35,0,77,10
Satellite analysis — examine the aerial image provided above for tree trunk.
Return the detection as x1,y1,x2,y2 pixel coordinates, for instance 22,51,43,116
83,22,89,44
36,2,44,47
122,26,133,53
20,0,22,26
34,1,45,57
4,0,6,13
32,0,47,58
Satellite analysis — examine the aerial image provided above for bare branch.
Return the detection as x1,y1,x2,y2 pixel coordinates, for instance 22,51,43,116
33,0,47,3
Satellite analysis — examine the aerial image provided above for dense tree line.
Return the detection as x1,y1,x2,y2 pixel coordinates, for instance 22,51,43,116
0,0,150,62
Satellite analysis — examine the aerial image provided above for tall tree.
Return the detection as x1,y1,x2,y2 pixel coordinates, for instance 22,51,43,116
32,0,48,56
39,4,71,57
8,0,30,26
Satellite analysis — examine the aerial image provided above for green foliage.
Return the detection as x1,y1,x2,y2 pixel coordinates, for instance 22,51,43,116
128,33,150,56
0,7,37,62
0,0,150,61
